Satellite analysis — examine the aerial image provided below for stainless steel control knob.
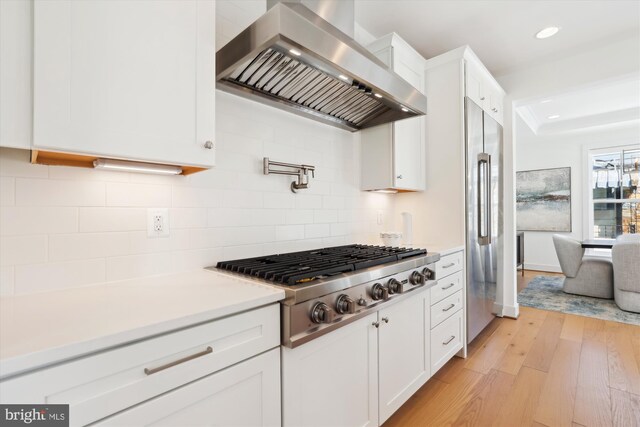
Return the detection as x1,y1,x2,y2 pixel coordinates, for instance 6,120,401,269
422,267,434,280
336,294,356,315
371,283,389,301
310,302,335,324
409,271,424,285
388,278,402,294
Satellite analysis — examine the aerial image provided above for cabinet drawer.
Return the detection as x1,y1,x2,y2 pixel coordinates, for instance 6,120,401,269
436,251,463,278
431,270,463,304
431,310,463,375
0,304,279,427
431,290,463,328
95,348,281,427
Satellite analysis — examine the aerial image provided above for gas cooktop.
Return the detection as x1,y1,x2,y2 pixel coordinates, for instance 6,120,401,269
215,244,427,285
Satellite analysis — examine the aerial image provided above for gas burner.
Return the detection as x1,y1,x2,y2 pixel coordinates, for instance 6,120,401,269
216,244,427,285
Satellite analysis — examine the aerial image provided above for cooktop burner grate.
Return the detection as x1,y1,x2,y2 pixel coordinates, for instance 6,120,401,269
216,244,427,285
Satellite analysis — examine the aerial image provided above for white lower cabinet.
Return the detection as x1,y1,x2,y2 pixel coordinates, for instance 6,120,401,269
431,309,464,375
282,287,440,427
378,289,430,423
0,304,280,427
282,312,379,427
95,348,281,427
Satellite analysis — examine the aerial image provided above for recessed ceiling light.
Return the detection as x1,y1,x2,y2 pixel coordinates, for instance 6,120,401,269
401,106,409,112
548,114,560,119
535,26,560,39
374,93,383,98
540,99,553,104
289,48,301,56
338,74,349,81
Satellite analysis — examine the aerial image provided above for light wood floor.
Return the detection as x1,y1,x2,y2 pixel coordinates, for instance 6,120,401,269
383,272,640,427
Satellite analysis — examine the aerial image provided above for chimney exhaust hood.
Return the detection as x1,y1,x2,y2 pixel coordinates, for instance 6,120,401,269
216,1,427,132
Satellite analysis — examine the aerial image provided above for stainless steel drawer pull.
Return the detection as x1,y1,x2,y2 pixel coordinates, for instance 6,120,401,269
381,317,389,323
443,335,455,345
372,321,380,328
442,303,456,312
441,283,455,290
442,262,455,269
144,346,213,375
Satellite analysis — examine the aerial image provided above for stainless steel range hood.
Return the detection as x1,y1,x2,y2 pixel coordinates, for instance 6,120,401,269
216,1,427,132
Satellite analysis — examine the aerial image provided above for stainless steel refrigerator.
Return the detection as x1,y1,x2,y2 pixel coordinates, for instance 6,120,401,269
465,98,503,344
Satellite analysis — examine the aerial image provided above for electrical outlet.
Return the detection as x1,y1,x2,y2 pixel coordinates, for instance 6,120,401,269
148,208,169,238
377,211,384,225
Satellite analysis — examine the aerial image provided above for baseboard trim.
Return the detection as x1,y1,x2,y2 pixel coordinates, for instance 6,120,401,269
493,302,519,319
524,263,562,273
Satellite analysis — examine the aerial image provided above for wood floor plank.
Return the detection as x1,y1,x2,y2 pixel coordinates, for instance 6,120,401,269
382,377,450,426
573,339,613,427
464,318,521,374
413,368,485,426
560,313,585,342
523,311,565,372
606,321,640,395
534,338,582,427
583,317,606,343
496,313,545,375
451,369,516,426
625,323,640,373
610,388,640,427
494,366,547,427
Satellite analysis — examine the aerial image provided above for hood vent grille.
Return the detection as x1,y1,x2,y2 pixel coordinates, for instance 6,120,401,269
227,48,390,128
216,3,427,132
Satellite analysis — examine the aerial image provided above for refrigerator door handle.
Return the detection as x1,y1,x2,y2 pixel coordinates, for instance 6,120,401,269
477,153,491,246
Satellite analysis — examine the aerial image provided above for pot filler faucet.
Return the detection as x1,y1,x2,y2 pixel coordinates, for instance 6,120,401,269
263,157,315,193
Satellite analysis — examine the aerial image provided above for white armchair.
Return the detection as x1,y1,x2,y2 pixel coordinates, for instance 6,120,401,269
552,234,614,299
612,234,640,313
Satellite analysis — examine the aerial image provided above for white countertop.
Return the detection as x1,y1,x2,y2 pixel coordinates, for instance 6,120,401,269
0,270,284,379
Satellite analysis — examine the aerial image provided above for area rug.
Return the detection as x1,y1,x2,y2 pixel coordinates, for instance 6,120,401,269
518,276,640,326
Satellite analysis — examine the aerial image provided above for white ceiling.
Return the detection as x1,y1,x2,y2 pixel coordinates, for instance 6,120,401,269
515,75,640,135
354,0,640,76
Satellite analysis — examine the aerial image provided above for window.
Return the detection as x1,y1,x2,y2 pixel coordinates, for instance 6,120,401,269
590,146,639,238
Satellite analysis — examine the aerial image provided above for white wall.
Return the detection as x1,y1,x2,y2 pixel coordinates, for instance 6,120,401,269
0,1,394,296
497,35,640,313
515,118,639,272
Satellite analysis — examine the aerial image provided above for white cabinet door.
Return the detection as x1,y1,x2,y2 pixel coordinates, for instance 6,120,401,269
282,313,379,427
33,0,215,168
488,89,504,125
393,117,424,190
465,62,486,110
378,289,430,423
0,0,32,149
95,348,281,427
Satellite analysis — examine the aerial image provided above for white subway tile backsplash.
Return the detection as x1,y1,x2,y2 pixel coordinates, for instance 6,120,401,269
314,209,338,223
0,148,48,178
173,248,224,272
222,189,263,209
285,209,314,225
106,253,173,282
170,208,208,229
14,259,105,294
222,226,276,246
49,232,129,261
172,186,223,208
0,266,14,296
79,207,146,232
16,178,105,206
1,207,78,236
0,177,15,206
48,165,130,182
222,244,264,260
106,182,171,207
263,192,296,209
275,225,305,241
295,194,322,210
304,223,330,239
0,235,47,266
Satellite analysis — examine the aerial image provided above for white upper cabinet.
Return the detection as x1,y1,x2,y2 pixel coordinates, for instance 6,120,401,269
361,33,425,192
0,0,33,149
465,57,504,125
32,0,215,168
